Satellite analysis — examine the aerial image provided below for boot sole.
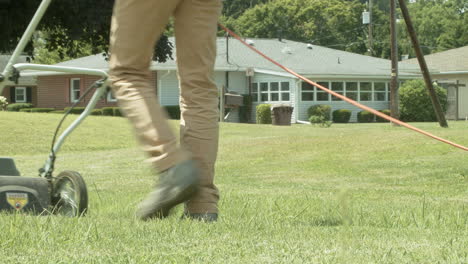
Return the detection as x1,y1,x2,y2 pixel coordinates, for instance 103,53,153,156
140,179,198,220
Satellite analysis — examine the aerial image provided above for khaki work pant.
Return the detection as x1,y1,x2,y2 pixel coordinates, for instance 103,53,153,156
109,0,221,214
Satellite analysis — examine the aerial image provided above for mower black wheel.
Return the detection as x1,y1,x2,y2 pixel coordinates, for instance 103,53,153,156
52,171,88,217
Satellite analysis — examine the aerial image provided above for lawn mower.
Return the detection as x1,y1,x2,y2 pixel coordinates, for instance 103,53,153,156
0,0,109,217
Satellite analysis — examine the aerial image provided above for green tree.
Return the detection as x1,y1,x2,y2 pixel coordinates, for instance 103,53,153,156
399,79,447,122
0,0,172,62
229,0,367,54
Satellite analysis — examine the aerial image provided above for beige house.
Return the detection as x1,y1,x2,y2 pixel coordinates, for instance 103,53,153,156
406,46,468,120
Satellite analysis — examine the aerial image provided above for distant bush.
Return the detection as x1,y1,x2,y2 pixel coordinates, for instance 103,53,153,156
399,80,447,122
332,109,351,123
113,107,122,117
309,115,332,128
357,111,375,123
376,109,391,122
91,109,103,116
164,105,180,119
0,96,8,111
50,110,65,114
64,107,85,114
19,108,31,112
6,103,33,112
29,108,54,113
256,104,271,124
102,107,114,116
307,105,331,120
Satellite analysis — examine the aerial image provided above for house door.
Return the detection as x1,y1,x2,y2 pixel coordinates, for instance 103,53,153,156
439,81,458,120
445,85,458,120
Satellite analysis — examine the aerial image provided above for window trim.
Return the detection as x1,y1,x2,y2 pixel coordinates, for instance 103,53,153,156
254,81,291,103
70,78,81,103
15,87,27,103
301,82,315,101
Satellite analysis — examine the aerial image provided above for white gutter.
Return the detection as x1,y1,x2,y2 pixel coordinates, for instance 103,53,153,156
436,71,468,75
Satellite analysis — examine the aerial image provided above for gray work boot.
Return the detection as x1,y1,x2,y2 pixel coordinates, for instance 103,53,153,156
136,160,199,220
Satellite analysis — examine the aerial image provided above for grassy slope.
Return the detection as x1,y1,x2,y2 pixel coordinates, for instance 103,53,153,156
0,112,467,263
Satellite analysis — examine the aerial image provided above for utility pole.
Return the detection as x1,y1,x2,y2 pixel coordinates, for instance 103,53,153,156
390,0,399,122
398,0,448,128
368,0,373,56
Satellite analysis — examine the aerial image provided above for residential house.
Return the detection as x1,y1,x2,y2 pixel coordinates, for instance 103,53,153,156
21,38,422,122
0,55,37,105
406,46,468,120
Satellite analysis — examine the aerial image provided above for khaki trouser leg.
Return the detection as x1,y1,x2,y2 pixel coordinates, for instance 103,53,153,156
174,0,222,214
109,0,188,172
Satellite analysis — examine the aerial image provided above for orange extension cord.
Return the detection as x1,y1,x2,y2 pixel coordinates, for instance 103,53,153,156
219,24,468,152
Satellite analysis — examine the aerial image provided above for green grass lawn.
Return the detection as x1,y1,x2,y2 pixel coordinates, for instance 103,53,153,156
0,112,467,263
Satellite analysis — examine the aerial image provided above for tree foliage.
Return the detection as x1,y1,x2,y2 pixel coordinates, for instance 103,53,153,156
399,79,447,122
227,0,368,54
221,0,468,59
0,0,172,62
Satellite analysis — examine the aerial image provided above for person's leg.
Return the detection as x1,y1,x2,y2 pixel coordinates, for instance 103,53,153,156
174,0,222,216
109,0,187,172
109,0,199,220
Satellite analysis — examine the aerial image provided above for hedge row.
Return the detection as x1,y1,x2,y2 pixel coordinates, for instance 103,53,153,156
6,103,33,112
307,104,391,123
7,104,185,119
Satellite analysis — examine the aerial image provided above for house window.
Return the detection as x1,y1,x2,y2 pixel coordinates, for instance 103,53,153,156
301,82,314,101
260,82,268,101
331,82,344,101
316,81,329,101
70,78,81,102
255,81,290,102
270,82,279,101
374,82,386,101
360,82,372,101
346,82,358,100
281,82,290,101
15,87,26,103
252,83,258,102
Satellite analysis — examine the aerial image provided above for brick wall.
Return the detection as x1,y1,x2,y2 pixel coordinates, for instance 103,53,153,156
1,85,38,106
36,72,158,110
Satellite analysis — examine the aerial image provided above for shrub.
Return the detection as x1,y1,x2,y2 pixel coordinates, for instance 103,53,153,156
239,94,252,123
399,80,447,122
332,109,351,123
29,108,55,113
0,96,8,111
307,105,331,120
376,109,391,122
50,110,65,114
91,109,103,116
164,105,180,119
357,111,375,123
64,107,86,114
309,115,332,128
113,107,122,117
102,107,114,116
19,108,31,112
6,103,33,112
256,104,271,124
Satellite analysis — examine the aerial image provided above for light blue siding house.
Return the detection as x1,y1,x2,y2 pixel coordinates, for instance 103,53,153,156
155,37,420,122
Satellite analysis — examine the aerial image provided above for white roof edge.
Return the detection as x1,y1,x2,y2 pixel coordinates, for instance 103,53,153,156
253,68,297,78
300,74,420,80
20,68,109,77
435,71,468,75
